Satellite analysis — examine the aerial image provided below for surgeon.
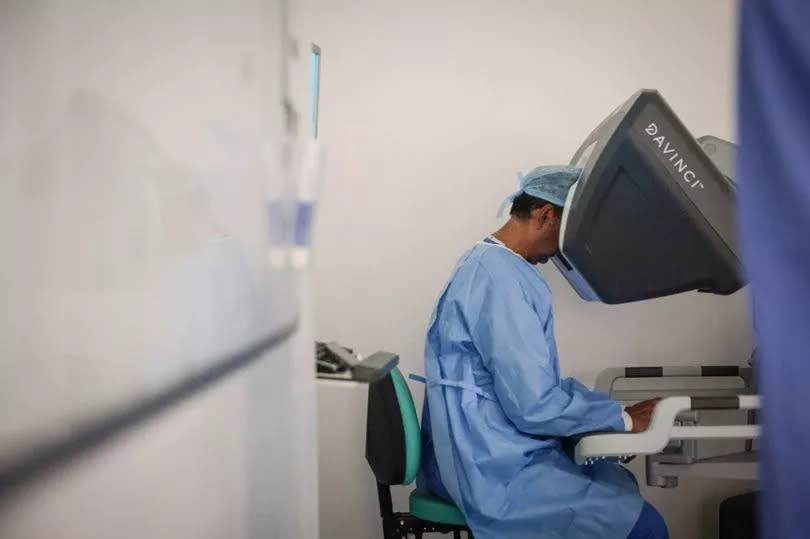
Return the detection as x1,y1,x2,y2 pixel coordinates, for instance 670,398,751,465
418,166,667,539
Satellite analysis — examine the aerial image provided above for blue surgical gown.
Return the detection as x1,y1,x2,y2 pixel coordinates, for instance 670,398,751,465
419,240,644,539
738,1,810,537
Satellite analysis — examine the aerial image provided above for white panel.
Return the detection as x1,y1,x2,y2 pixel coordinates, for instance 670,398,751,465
0,0,293,460
0,1,318,537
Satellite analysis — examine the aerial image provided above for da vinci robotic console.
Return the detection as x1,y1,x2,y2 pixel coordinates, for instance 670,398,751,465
553,90,758,487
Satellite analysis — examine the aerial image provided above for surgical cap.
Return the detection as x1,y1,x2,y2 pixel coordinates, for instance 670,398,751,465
496,165,582,217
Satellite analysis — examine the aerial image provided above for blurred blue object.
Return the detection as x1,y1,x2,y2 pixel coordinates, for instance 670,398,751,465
738,1,810,537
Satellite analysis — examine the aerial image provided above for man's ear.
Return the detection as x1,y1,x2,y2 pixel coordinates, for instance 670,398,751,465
529,206,546,230
531,204,554,230
533,204,555,230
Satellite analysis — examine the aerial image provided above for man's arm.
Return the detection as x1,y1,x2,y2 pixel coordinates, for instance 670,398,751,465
561,377,633,431
560,377,659,432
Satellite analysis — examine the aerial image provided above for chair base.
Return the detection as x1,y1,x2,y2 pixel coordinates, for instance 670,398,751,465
376,482,473,539
382,511,472,539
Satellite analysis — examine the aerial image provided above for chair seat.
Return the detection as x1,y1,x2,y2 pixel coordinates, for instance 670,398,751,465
409,490,467,526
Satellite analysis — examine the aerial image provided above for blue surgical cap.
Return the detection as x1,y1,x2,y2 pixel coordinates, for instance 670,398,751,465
496,165,582,217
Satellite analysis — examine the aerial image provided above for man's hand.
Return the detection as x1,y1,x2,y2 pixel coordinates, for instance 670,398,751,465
625,398,661,433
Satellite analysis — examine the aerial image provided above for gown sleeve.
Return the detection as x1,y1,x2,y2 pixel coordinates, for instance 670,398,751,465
452,260,625,437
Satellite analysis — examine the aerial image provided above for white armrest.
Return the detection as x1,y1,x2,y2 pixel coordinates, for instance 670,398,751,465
574,395,760,465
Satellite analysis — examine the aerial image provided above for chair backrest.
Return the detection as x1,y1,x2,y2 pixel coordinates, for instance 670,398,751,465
365,368,421,486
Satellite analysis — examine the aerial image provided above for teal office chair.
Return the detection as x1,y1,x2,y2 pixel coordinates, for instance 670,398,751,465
365,368,472,538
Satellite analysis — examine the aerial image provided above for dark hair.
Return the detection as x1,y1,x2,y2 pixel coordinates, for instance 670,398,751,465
509,192,562,220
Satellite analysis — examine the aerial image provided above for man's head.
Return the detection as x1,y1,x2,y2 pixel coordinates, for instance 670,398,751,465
496,165,580,265
507,193,563,264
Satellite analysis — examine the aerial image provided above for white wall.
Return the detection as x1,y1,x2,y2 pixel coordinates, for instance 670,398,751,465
309,1,753,538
